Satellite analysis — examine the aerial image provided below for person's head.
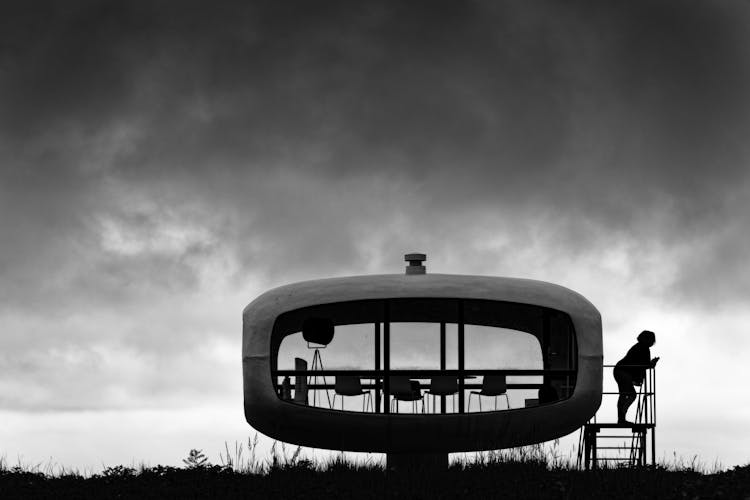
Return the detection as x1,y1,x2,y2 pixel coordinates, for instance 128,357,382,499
637,330,656,346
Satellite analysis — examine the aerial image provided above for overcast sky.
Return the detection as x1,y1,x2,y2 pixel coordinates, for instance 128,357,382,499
1,0,749,471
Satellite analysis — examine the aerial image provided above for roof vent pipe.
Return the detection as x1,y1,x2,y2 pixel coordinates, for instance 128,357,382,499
404,253,426,275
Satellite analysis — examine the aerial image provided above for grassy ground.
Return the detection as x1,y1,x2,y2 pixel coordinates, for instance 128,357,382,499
1,440,747,499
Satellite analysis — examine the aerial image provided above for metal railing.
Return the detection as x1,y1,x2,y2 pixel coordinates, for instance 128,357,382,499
599,363,656,428
272,368,576,414
577,364,656,469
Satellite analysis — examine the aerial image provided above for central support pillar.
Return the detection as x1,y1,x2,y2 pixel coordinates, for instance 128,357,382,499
386,452,448,473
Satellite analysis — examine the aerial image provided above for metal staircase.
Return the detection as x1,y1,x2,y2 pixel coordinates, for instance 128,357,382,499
577,365,656,470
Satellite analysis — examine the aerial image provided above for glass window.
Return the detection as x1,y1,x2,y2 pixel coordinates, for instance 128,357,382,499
272,298,576,413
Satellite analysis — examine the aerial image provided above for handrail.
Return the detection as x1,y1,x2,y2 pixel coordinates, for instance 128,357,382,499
275,367,577,414
273,368,575,377
603,364,654,367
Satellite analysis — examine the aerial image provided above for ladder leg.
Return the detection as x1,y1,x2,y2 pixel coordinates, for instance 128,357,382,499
651,427,656,466
584,429,591,471
591,429,598,470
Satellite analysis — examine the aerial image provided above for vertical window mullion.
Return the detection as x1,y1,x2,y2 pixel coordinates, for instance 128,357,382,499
458,300,465,413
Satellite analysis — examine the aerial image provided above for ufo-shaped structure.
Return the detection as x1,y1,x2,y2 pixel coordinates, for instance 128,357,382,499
243,254,602,464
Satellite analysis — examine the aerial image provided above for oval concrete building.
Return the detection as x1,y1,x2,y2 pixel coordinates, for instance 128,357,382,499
243,255,602,455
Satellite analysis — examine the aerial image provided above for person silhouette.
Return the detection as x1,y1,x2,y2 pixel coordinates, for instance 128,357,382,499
613,330,659,424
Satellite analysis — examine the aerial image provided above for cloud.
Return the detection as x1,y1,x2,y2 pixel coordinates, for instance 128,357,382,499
1,0,749,450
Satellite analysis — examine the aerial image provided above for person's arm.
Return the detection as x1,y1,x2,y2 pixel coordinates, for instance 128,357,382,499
633,345,650,384
640,345,651,367
635,355,660,384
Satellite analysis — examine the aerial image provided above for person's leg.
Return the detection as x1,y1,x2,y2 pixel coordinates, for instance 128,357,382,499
617,392,636,423
614,368,636,423
616,394,626,421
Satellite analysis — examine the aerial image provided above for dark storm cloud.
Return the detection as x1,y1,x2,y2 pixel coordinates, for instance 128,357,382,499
3,4,750,467
2,0,749,316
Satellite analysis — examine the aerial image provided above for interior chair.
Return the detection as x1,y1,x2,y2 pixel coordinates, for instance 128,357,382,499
389,376,424,413
425,376,458,413
468,375,510,412
333,376,373,412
